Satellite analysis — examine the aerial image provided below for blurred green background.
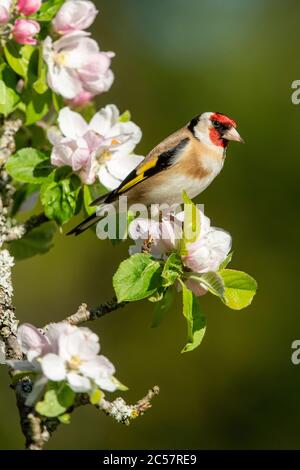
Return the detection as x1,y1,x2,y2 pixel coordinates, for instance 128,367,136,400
1,0,300,449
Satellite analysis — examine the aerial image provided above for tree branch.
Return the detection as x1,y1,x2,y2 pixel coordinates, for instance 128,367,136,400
0,118,159,450
79,386,160,425
63,298,127,327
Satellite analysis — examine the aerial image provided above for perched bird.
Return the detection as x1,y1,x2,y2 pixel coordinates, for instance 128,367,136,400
68,111,243,235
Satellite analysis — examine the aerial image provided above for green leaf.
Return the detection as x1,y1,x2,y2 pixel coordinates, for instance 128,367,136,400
4,42,34,79
180,190,201,254
119,110,131,122
113,253,162,302
90,388,103,405
181,282,206,353
33,47,48,94
9,222,56,261
34,0,64,21
83,184,97,216
24,89,52,125
219,252,233,270
152,287,175,327
0,80,6,104
41,173,82,225
58,413,71,424
218,269,257,310
0,64,20,116
36,382,75,418
6,148,53,184
52,92,64,112
162,252,183,287
188,271,225,299
55,382,75,408
111,377,129,391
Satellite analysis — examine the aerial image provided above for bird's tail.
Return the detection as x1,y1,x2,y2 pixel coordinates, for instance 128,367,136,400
67,189,116,236
67,211,103,236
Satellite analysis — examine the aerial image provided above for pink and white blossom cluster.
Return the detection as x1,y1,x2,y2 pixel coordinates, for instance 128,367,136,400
48,105,143,186
8,322,117,405
42,1,113,101
129,208,232,296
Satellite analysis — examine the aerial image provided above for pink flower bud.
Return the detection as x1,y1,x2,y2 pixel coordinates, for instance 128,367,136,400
12,19,40,45
53,0,98,35
0,6,9,24
17,0,41,16
69,90,94,107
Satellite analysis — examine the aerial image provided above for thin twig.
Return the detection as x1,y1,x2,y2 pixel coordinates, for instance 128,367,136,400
76,386,160,425
63,297,127,327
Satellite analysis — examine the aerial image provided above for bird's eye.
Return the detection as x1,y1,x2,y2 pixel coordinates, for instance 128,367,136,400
212,120,221,128
212,120,226,132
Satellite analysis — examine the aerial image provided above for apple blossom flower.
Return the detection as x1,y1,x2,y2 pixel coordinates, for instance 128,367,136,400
43,32,114,100
53,0,98,35
88,104,143,190
12,19,40,45
129,208,232,296
8,322,117,404
48,105,143,187
0,0,11,24
129,213,182,259
17,0,41,16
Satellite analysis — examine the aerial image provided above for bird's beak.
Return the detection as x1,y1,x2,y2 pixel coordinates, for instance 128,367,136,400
223,127,244,143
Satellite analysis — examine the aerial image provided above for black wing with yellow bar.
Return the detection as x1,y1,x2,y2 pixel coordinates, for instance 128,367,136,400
104,137,190,203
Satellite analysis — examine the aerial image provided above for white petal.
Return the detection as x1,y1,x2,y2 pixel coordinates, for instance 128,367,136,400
207,228,232,253
58,107,88,138
106,153,143,181
65,37,99,68
114,121,142,146
51,143,73,167
47,65,82,100
47,126,63,145
89,104,120,135
95,376,117,392
67,372,91,392
80,355,115,380
53,1,98,34
41,353,66,381
59,329,99,361
82,68,114,95
183,246,210,273
98,164,121,190
53,30,91,52
45,322,75,354
17,324,50,359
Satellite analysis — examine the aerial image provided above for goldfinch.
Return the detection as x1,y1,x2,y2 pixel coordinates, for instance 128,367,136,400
68,111,243,236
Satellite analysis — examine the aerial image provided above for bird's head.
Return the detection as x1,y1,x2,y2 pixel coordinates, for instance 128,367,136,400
188,112,244,149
